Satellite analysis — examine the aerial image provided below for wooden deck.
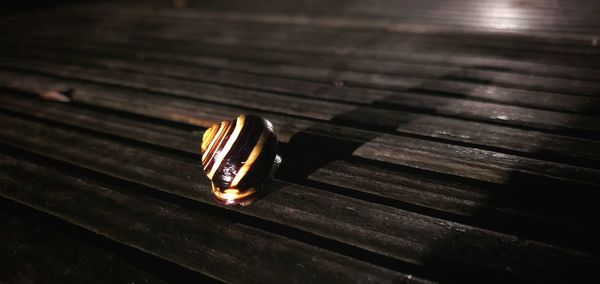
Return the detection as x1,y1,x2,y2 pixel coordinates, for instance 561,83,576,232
1,0,600,282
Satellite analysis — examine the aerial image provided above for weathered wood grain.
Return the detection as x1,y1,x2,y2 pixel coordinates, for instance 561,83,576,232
306,160,600,251
28,1,600,41
2,57,600,140
7,14,600,59
2,93,599,253
13,0,600,28
3,91,598,171
9,13,600,50
2,0,600,282
9,6,600,37
1,71,599,187
2,42,599,116
0,153,416,284
2,34,600,102
5,26,600,83
2,113,598,282
0,208,177,284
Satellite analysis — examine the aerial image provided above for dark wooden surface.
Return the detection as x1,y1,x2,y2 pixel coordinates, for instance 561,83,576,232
1,0,600,282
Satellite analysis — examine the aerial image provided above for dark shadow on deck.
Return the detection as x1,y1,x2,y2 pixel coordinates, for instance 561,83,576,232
272,50,600,282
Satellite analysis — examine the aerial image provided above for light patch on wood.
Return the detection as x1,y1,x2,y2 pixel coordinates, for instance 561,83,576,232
38,90,71,102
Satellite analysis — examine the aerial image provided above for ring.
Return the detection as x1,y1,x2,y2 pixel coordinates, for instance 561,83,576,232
201,114,280,206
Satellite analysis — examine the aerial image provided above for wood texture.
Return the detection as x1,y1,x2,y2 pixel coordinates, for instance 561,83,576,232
1,0,600,282
0,152,414,283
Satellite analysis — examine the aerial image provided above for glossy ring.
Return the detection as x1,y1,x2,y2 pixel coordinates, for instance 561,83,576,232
201,114,280,206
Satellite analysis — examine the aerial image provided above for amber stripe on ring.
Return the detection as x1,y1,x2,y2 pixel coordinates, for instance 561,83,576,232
208,115,246,179
202,120,234,170
201,114,278,205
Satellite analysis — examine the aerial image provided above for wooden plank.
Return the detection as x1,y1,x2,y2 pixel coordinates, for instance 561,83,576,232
170,0,600,30
0,96,561,207
2,92,598,171
10,5,600,36
3,93,599,253
11,7,600,35
7,14,600,59
1,72,598,188
3,33,600,99
2,43,599,116
0,203,201,284
0,58,356,121
4,27,600,82
353,134,600,185
36,1,600,39
32,10,596,65
1,113,598,282
0,152,413,283
2,58,600,142
306,160,600,250
56,0,600,24
0,94,202,153
2,1,600,283
7,0,600,35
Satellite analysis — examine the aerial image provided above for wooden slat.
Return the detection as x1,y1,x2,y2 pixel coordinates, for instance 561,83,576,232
0,207,178,284
2,90,598,172
2,53,600,140
2,0,600,282
3,33,600,100
0,152,413,283
4,25,600,82
0,69,599,186
10,6,600,36
306,159,600,250
7,14,600,60
46,0,600,25
2,112,598,282
41,8,598,57
2,93,598,254
2,41,600,116
41,1,600,39
3,46,597,134
9,11,600,42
